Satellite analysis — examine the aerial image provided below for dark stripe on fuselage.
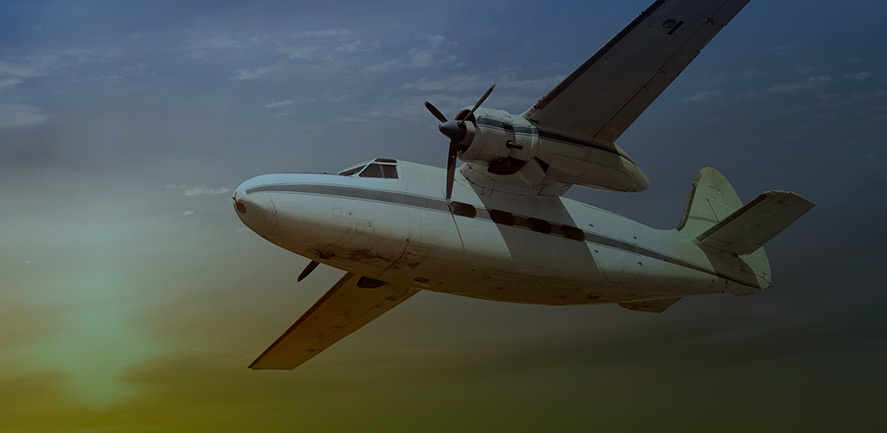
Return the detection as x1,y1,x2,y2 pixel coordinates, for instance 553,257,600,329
475,117,536,135
246,183,758,288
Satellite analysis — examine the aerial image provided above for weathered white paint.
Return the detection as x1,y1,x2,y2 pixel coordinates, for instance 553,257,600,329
234,160,763,307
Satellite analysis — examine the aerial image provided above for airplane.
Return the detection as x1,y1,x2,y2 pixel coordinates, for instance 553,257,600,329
233,0,813,370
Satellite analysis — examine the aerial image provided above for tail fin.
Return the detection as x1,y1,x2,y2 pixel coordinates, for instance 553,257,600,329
676,167,743,238
677,168,814,290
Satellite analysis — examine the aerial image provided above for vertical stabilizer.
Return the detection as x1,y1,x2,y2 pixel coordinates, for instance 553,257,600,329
676,167,743,237
676,168,814,292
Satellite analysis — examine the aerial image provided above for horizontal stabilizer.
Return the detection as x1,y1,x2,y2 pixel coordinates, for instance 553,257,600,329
696,191,814,255
619,297,682,313
250,273,420,370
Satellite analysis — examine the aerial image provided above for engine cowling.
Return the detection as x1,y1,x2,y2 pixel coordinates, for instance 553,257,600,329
454,107,538,175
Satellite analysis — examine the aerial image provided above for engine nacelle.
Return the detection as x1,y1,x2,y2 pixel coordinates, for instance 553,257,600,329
455,107,538,175
450,106,648,193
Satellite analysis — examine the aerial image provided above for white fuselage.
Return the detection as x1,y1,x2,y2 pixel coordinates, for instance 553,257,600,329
233,160,763,306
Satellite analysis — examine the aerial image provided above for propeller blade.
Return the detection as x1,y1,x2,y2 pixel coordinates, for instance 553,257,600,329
446,140,458,200
468,84,496,117
297,260,320,282
424,101,448,123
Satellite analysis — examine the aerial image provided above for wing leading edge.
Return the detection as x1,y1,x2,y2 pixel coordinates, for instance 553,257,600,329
524,0,750,143
249,272,420,370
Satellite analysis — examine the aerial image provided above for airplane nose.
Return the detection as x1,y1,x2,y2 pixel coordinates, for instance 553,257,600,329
233,176,277,237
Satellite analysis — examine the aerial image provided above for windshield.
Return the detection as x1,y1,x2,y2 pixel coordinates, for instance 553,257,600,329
338,159,399,179
337,164,365,176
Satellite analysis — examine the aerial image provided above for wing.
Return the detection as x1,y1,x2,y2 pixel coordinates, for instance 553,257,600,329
524,0,750,143
249,272,420,370
619,297,682,313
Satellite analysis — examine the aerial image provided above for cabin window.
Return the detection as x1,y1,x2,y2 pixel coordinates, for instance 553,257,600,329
489,209,515,226
527,217,551,234
449,201,477,218
560,225,585,241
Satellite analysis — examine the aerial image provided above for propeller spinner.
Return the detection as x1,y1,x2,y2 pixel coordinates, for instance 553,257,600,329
424,84,495,200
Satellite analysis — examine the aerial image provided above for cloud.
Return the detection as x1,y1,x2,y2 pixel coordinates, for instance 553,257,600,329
185,34,263,59
0,103,46,128
276,44,317,59
183,186,231,197
408,34,454,68
404,74,485,92
183,210,195,217
768,75,832,94
844,71,872,81
232,65,279,80
795,65,815,75
498,75,564,92
122,62,147,74
683,90,723,103
325,93,349,102
266,100,293,109
0,77,23,91
333,40,364,54
0,48,110,93
191,34,252,50
297,28,352,39
27,48,108,72
771,44,797,57
0,61,41,78
365,58,399,73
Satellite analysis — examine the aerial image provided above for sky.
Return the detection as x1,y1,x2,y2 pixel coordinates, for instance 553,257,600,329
1,0,885,431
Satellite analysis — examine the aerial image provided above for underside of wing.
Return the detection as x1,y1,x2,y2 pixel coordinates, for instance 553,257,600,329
619,297,682,313
524,0,750,143
249,272,420,370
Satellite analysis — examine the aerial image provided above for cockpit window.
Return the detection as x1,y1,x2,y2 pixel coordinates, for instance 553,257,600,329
339,159,399,179
359,163,399,179
338,166,364,176
381,165,397,179
359,164,383,178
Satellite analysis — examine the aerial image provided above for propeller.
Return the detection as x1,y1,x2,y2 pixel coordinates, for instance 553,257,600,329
424,84,496,200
